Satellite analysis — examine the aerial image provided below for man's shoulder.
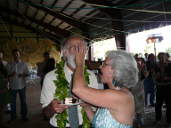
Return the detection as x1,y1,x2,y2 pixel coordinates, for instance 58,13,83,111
44,69,56,78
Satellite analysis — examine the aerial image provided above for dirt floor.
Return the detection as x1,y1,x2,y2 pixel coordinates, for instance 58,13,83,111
1,79,170,128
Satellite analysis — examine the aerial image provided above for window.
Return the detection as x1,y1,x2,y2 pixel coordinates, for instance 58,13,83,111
91,37,117,61
126,25,171,56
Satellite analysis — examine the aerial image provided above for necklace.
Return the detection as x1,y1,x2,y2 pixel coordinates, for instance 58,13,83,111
54,60,90,128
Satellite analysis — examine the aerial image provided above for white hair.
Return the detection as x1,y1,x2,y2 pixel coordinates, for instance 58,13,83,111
106,50,139,88
61,35,88,50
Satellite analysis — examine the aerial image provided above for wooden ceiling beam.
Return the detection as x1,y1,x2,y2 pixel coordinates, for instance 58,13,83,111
56,4,87,28
60,0,74,12
24,15,70,37
37,0,59,29
79,8,97,21
0,8,70,37
28,1,87,29
67,4,86,18
55,0,74,28
1,16,61,44
28,0,44,29
32,0,44,18
46,0,73,29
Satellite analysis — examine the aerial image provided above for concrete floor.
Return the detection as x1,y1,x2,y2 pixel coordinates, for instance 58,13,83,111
1,79,170,128
2,79,49,128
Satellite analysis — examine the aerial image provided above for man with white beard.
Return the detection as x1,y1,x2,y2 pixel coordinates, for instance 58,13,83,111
40,36,99,128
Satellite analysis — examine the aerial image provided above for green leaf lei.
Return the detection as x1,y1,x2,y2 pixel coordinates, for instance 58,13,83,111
53,60,91,128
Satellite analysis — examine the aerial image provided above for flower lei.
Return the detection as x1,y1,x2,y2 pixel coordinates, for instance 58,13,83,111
53,60,91,128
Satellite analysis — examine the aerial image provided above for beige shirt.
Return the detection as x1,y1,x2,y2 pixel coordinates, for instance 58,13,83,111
40,63,99,127
7,60,29,90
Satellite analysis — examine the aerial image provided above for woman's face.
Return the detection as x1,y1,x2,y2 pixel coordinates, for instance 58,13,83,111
99,58,114,84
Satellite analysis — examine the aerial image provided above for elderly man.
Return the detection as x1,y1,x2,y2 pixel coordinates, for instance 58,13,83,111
40,36,99,128
8,49,29,122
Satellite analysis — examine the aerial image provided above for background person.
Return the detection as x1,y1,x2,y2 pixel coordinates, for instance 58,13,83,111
37,52,51,88
7,49,29,122
0,50,9,126
0,50,11,114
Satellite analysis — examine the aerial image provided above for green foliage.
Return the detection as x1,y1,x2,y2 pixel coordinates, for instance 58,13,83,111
54,60,69,128
56,111,68,128
82,66,91,128
54,60,90,127
81,108,91,128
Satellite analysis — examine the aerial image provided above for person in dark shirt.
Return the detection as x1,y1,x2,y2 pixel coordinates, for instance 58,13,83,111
155,52,171,127
0,54,9,126
43,58,55,75
37,52,51,88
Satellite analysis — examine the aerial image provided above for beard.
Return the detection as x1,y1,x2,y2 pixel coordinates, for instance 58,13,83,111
66,54,76,69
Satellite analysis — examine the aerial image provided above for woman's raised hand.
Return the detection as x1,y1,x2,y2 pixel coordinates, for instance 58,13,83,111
75,41,87,67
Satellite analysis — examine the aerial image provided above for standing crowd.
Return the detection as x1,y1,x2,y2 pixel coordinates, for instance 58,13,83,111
134,52,171,128
0,36,171,128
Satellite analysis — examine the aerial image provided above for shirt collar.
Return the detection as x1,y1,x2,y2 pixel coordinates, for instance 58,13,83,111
64,63,73,83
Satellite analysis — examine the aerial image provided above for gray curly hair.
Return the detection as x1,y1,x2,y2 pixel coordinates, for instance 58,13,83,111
106,50,139,88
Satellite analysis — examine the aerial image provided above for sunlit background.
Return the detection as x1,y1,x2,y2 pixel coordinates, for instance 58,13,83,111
92,25,171,61
126,25,171,56
91,38,117,61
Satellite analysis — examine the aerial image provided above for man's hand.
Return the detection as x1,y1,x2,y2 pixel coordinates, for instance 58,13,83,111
51,99,69,113
43,99,69,119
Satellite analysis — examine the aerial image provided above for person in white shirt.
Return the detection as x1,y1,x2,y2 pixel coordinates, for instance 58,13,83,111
40,36,99,128
8,49,29,122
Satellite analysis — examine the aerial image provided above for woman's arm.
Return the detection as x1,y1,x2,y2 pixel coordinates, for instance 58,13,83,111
72,42,123,109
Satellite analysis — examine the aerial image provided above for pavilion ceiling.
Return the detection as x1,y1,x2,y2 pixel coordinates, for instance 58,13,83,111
0,0,171,45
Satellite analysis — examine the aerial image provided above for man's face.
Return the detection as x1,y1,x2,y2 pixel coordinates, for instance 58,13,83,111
64,37,86,69
13,51,21,60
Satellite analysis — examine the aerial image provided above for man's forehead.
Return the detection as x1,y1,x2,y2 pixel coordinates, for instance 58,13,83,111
67,37,84,45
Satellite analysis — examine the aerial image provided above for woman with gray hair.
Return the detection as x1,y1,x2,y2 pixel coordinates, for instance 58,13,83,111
72,44,139,128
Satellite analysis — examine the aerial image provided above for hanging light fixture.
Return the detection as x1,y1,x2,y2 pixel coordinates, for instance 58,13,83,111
146,34,163,44
146,34,163,60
